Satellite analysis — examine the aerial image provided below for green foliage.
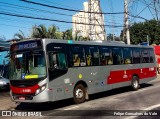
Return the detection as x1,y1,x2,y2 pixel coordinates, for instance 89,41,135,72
127,19,160,45
62,29,73,40
13,24,90,41
14,30,26,40
107,33,115,41
73,30,90,41
31,24,61,39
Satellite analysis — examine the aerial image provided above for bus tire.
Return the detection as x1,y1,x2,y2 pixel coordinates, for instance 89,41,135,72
73,84,86,104
131,76,140,91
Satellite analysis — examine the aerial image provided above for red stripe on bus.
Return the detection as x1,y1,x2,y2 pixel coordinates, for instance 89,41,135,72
107,67,156,84
10,84,40,94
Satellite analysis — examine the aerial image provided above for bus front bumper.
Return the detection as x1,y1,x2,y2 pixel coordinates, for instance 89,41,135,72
10,89,53,103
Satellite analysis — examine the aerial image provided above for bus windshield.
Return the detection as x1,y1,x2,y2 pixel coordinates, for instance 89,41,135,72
10,50,46,80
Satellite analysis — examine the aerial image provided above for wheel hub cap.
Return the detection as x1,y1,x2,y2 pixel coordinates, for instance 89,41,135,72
76,89,83,98
133,80,138,88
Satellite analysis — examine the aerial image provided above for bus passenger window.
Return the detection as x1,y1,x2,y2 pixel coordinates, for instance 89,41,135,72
100,55,107,65
73,54,86,67
57,53,67,69
112,48,123,65
108,58,113,65
150,49,154,63
90,47,100,66
92,52,100,66
99,47,112,65
85,47,92,66
72,46,86,67
133,48,141,64
86,55,91,66
48,52,67,69
142,49,150,63
123,48,132,64
73,54,80,66
48,53,57,68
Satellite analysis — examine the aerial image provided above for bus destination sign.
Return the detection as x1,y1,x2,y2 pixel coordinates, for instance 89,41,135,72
11,41,42,51
18,42,37,50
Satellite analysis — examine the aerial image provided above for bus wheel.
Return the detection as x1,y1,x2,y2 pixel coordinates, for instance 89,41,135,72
131,76,140,91
73,84,86,104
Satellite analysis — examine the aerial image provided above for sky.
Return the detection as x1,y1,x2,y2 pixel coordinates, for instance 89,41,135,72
0,0,156,40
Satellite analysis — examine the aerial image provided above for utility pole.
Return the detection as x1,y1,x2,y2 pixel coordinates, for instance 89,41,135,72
153,0,159,21
124,0,130,44
147,35,149,46
88,0,106,40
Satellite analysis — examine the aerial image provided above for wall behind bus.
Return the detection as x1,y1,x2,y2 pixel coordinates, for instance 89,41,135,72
0,51,9,78
0,51,9,65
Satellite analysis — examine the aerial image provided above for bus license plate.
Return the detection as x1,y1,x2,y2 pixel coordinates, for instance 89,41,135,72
19,96,25,100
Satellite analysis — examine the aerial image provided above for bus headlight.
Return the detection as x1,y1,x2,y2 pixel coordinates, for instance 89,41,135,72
0,81,4,85
35,89,41,95
0,81,7,85
35,84,47,95
41,85,46,91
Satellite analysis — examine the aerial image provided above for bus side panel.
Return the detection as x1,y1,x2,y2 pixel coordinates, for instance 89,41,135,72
48,64,156,102
48,66,111,101
64,67,107,99
105,63,156,90
64,64,156,100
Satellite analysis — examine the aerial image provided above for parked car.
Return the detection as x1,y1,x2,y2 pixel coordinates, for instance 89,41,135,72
0,76,10,90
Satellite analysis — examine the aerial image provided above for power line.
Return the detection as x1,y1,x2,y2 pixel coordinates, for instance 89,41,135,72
0,9,122,27
129,14,149,21
41,0,79,10
129,1,154,22
0,23,29,29
0,2,72,17
129,0,138,22
20,0,124,15
0,8,123,26
0,16,73,29
0,1,124,25
140,0,160,20
0,11,124,28
143,0,155,19
140,0,160,13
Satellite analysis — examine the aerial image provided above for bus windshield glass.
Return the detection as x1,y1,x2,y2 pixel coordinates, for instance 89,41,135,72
10,50,46,80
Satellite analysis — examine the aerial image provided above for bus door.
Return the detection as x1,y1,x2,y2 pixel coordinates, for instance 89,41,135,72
47,43,68,100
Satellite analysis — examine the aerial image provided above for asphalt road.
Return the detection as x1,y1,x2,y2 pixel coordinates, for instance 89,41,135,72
1,76,160,119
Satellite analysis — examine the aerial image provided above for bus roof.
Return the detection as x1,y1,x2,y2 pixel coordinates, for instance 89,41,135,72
13,38,153,49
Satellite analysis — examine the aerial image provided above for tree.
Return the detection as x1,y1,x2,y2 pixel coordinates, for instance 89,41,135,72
62,29,73,40
48,25,61,39
31,24,47,38
107,33,115,41
72,30,90,41
31,24,61,39
14,30,26,40
121,19,160,45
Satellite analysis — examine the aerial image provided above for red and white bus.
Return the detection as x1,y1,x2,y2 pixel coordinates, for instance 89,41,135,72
154,45,160,73
9,39,157,104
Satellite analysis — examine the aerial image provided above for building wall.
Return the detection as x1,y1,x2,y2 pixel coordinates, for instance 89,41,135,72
72,1,105,40
0,51,9,65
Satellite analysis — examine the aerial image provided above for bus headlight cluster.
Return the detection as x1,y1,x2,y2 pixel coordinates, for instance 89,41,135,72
0,81,6,85
35,84,47,95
